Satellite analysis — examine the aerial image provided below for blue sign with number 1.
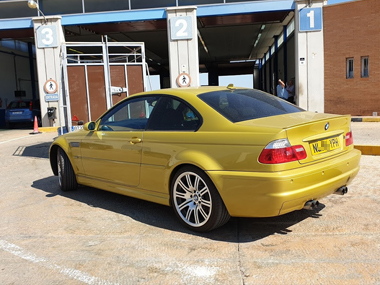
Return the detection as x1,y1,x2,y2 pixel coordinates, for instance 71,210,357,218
299,7,322,32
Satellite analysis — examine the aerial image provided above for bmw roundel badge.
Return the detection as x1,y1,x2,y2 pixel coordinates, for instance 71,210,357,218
325,122,329,131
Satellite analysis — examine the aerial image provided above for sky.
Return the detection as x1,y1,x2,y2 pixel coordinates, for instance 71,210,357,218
146,74,254,91
147,0,356,91
326,0,355,5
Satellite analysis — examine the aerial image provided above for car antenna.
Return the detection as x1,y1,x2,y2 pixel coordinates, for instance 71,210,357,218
227,83,236,90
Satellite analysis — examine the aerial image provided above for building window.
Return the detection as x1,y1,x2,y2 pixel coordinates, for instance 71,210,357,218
346,58,354,79
0,2,37,19
131,0,176,9
179,0,222,5
361,56,369,78
84,0,129,13
39,0,83,15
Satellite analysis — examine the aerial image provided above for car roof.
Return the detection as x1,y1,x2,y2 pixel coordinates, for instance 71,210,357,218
9,99,39,103
136,85,246,97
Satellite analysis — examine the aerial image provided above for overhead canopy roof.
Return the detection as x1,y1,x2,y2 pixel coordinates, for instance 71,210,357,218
0,1,294,76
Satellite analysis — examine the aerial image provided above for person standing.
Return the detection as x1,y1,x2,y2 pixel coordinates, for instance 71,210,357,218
276,79,288,100
286,79,295,103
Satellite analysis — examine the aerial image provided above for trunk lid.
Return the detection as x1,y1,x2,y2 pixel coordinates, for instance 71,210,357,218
238,111,352,165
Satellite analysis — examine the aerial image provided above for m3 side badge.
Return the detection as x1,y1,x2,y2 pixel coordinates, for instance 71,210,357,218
325,123,329,131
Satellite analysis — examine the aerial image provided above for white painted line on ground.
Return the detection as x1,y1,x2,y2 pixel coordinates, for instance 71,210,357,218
0,135,33,145
0,240,117,285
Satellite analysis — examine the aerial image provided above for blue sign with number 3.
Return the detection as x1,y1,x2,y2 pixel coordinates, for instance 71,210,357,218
299,7,322,32
37,25,58,48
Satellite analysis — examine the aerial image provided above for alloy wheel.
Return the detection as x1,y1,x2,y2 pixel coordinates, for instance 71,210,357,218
173,171,212,227
57,150,63,188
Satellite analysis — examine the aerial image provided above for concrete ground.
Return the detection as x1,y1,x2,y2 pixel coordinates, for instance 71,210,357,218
0,125,379,285
351,122,380,155
351,122,380,146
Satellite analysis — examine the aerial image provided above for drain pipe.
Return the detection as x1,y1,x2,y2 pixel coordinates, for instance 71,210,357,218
28,42,37,100
14,55,19,91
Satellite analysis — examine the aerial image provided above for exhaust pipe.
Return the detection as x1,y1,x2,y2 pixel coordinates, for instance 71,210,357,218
303,200,319,210
334,186,348,195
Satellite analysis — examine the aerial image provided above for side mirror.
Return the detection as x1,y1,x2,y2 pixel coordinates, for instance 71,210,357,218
83,122,96,131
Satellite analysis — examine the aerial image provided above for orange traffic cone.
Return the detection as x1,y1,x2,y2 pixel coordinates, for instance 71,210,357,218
30,116,40,135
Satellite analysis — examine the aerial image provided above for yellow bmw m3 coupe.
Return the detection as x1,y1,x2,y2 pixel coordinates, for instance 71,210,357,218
49,86,361,232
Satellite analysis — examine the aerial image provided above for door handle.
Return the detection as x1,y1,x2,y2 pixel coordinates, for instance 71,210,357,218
130,137,142,144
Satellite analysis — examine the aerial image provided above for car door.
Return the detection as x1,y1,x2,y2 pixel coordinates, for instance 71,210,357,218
81,96,159,187
139,96,202,193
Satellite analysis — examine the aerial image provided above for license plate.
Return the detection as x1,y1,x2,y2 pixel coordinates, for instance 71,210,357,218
310,136,341,155
12,111,22,114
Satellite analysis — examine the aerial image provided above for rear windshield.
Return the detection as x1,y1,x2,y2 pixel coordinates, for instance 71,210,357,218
7,100,40,109
198,89,304,123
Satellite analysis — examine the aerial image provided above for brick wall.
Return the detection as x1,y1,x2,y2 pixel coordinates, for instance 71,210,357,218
324,0,380,116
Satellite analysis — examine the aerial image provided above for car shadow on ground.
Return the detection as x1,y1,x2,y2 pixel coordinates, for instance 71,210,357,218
5,123,35,130
13,142,51,159
32,176,325,243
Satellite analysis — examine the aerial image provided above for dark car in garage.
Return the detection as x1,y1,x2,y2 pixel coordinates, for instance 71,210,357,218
5,99,41,128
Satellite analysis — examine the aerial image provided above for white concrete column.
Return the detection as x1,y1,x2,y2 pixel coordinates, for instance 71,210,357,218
295,0,325,113
31,16,65,127
166,6,199,88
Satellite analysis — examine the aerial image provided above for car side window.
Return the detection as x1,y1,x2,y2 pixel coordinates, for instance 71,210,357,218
147,97,201,131
98,96,159,131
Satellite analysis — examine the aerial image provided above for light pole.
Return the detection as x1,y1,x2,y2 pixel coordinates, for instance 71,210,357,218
27,0,47,23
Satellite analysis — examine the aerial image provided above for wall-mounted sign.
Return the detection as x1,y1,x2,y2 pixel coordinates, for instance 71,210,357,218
44,79,58,94
176,73,191,87
299,7,323,32
170,16,193,41
36,25,58,48
45,93,59,102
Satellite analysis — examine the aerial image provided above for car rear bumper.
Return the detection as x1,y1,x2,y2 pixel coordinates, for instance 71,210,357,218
5,114,35,123
207,149,361,217
6,118,34,123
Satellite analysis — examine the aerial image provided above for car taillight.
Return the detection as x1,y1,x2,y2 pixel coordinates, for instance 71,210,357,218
29,101,33,111
345,131,353,146
259,139,307,164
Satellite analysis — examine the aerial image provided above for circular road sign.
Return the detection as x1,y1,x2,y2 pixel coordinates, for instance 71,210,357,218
44,79,58,94
176,73,191,87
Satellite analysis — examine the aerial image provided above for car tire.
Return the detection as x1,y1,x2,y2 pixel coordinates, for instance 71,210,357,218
57,148,78,192
171,166,230,232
